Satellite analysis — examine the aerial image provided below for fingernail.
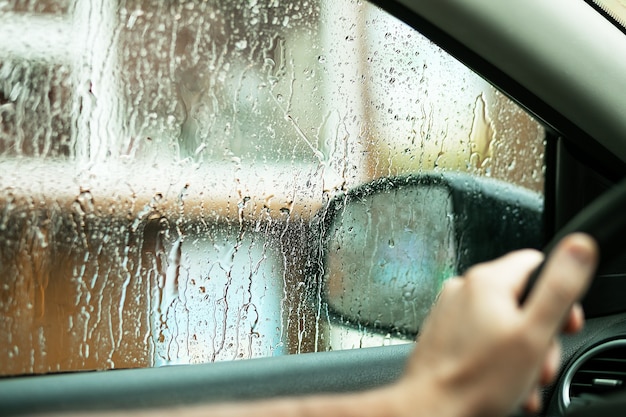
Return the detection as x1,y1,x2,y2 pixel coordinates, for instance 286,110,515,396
567,245,592,265
565,234,597,266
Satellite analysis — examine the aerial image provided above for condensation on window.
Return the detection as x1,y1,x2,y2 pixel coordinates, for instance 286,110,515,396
0,0,545,376
0,0,70,14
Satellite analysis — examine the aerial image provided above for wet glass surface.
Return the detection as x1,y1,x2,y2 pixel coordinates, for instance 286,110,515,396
0,0,545,375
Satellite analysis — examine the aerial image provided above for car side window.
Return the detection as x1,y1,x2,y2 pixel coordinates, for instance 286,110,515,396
0,0,544,376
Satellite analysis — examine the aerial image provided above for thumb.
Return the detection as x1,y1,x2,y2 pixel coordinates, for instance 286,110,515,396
524,233,598,339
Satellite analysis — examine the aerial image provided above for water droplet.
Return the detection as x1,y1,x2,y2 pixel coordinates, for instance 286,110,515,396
160,237,182,313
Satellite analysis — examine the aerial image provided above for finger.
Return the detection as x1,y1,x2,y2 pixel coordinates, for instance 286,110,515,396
562,303,585,334
441,276,463,294
466,249,543,295
525,234,598,338
435,276,463,303
523,387,542,413
540,339,561,385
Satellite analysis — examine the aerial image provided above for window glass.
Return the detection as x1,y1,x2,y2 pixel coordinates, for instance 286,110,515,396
0,0,545,376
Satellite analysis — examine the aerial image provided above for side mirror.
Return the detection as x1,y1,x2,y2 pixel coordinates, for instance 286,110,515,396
310,173,543,335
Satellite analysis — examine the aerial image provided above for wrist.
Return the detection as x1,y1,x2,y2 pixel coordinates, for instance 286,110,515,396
391,374,473,417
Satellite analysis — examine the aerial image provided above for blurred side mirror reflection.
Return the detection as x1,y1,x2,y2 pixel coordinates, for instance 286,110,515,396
312,173,543,335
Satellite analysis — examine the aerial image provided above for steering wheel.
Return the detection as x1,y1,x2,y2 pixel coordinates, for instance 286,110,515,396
519,176,626,416
520,176,626,304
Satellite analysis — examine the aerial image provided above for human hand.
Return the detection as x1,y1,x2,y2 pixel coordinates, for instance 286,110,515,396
395,233,598,417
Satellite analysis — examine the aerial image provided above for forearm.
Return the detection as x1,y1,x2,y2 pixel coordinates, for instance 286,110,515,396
47,384,408,417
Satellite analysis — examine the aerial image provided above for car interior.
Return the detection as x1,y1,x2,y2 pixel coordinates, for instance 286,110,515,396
2,0,626,416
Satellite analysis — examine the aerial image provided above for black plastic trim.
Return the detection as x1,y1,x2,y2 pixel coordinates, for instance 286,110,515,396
585,0,626,36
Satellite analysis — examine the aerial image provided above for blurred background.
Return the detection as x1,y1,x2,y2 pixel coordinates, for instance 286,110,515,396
0,0,544,376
